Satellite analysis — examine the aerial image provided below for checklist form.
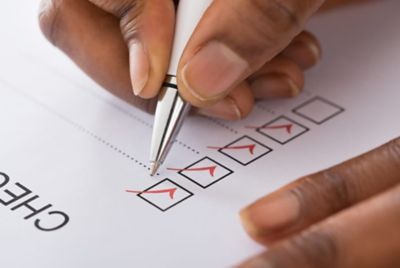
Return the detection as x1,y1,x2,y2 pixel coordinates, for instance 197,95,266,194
1,1,400,267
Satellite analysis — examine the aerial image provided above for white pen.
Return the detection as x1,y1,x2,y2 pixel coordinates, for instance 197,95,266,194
149,0,213,175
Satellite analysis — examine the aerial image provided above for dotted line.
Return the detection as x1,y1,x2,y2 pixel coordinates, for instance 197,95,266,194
255,103,276,115
3,82,159,176
18,58,200,158
101,101,153,129
23,58,200,158
202,116,238,134
174,140,200,155
70,124,159,175
40,71,198,156
20,53,211,158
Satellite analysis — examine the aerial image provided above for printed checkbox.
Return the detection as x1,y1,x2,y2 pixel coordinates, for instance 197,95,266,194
293,97,344,124
212,135,272,166
256,116,309,145
174,157,233,189
136,179,193,212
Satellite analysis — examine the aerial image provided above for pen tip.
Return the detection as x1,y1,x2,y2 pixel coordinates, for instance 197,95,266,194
150,162,160,176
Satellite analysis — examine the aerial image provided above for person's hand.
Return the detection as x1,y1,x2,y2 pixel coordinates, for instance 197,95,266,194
239,137,400,268
176,0,325,113
38,0,322,120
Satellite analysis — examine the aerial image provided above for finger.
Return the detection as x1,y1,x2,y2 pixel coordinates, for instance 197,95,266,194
177,0,325,107
39,0,150,110
196,82,254,120
249,56,304,99
240,137,400,244
194,42,315,118
239,183,400,268
281,31,321,70
39,0,174,112
192,32,318,112
88,0,175,98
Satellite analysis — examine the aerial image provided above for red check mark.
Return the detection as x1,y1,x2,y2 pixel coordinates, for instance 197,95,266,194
126,188,177,199
246,124,293,134
208,144,256,155
167,166,217,177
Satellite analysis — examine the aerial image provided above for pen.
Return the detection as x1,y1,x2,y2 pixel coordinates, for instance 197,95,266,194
149,0,213,175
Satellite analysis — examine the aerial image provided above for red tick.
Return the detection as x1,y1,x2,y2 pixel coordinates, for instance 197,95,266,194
126,188,177,199
208,144,256,155
167,166,217,177
246,124,293,134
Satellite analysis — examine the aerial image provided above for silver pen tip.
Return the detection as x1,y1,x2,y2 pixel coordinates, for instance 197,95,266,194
150,161,160,176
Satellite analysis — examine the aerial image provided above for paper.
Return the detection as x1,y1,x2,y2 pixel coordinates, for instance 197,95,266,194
1,1,400,267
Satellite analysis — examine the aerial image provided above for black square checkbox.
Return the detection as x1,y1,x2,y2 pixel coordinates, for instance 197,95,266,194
176,157,233,189
137,179,193,212
216,135,273,166
293,97,344,125
256,116,309,145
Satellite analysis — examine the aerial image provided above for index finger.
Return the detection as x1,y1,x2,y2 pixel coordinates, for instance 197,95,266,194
240,137,400,244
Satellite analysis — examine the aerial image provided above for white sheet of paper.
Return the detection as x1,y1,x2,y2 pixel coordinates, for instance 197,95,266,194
1,1,399,267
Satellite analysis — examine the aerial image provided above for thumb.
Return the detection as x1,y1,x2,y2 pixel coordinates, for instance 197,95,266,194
177,0,324,107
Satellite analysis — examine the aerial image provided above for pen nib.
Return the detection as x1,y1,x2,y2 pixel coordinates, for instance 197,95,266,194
150,161,160,176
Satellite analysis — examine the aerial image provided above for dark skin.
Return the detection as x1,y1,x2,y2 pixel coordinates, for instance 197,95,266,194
39,1,399,267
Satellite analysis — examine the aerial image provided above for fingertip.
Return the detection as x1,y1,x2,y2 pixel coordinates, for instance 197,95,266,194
251,73,301,99
196,97,242,120
196,82,254,120
126,0,176,99
240,191,301,243
240,208,260,239
250,57,304,100
129,42,150,96
282,31,322,70
129,41,168,99
229,82,254,119
178,41,249,106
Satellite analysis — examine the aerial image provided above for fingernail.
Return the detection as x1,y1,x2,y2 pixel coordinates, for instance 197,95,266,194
251,74,300,99
181,41,248,101
197,97,242,120
240,192,300,237
306,41,321,62
284,41,321,69
129,42,149,96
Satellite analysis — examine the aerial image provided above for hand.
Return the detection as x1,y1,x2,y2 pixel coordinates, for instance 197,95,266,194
239,137,400,268
38,0,322,120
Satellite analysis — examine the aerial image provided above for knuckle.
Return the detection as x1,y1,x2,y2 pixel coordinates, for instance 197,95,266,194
251,0,302,39
233,0,305,62
386,137,400,167
116,2,144,45
321,169,353,209
267,0,301,31
292,169,355,218
38,0,62,45
282,230,338,268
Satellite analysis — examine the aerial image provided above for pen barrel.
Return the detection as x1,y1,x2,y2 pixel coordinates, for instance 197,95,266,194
150,76,191,165
150,0,213,171
167,0,213,75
